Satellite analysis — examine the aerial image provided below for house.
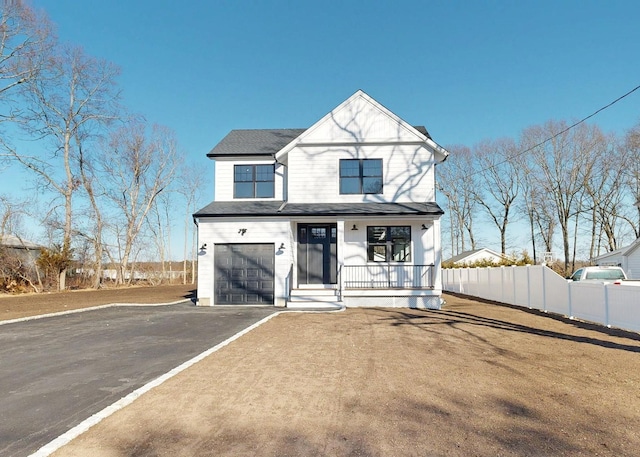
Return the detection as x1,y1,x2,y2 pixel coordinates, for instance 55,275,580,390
0,234,42,267
593,238,640,279
193,90,449,308
444,248,508,266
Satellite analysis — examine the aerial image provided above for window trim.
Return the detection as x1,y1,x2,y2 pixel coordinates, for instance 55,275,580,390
339,159,383,195
367,225,411,263
233,164,275,199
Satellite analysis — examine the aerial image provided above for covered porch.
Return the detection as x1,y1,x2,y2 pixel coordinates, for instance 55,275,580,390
286,217,442,309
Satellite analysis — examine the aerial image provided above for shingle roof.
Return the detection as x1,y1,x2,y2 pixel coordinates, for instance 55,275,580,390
207,126,432,157
0,235,42,250
444,248,505,264
194,201,443,218
207,129,306,157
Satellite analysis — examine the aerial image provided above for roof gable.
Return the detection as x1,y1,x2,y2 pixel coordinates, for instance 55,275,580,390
277,90,449,161
445,248,506,264
623,238,640,256
206,91,449,161
296,90,427,143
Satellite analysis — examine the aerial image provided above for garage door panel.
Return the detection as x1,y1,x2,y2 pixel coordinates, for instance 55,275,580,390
214,244,275,305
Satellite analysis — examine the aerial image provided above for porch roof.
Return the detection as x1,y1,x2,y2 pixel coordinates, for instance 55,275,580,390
194,201,444,218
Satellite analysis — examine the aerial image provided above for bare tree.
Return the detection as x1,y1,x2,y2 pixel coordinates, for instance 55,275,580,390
581,132,629,259
437,145,480,255
177,164,203,284
472,138,520,254
0,0,52,111
76,139,109,288
522,121,601,274
147,190,173,284
622,121,640,237
8,44,119,289
5,46,119,289
513,149,553,264
101,121,180,285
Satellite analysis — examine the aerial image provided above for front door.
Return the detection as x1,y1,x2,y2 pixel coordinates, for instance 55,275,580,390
297,224,337,285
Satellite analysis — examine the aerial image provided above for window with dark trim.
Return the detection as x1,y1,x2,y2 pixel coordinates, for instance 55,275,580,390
340,159,383,194
367,226,411,262
234,164,274,198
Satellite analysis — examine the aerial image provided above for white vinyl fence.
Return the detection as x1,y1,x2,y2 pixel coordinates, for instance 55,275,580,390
442,265,640,333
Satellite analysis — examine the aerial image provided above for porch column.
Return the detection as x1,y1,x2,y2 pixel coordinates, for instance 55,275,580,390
432,218,443,291
337,219,345,295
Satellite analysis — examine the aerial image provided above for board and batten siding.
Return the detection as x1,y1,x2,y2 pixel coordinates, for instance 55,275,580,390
286,144,436,204
213,158,285,202
196,218,293,306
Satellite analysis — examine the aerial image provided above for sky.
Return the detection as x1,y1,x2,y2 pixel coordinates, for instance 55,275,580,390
5,0,640,256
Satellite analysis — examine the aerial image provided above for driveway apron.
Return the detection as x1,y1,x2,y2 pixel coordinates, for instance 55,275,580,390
0,303,278,457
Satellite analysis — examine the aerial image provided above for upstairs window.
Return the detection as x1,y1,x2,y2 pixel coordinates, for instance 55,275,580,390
340,159,383,194
367,226,411,262
234,164,274,198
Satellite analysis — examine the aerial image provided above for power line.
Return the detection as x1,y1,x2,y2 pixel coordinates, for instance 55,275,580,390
453,83,640,177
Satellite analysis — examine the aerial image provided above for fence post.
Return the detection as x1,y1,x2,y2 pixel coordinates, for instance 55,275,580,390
526,265,531,308
501,266,505,303
604,285,610,327
512,265,517,306
567,281,572,319
542,266,547,312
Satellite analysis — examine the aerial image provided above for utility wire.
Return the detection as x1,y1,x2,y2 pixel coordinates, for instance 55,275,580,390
453,83,640,177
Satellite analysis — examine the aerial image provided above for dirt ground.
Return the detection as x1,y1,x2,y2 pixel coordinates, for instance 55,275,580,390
0,284,195,321
4,288,640,456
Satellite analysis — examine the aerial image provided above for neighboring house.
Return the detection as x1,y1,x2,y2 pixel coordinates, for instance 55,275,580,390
444,248,508,266
0,235,42,267
193,90,449,308
594,238,640,279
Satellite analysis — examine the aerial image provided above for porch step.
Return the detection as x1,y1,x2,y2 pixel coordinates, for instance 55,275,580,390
286,299,343,310
290,287,337,297
288,288,342,309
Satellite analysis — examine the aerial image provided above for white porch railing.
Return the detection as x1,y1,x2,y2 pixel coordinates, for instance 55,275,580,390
343,264,435,289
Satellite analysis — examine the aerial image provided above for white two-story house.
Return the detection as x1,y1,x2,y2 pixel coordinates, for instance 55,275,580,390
193,90,449,308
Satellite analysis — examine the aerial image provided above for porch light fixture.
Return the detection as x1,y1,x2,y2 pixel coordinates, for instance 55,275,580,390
421,224,428,230
351,224,358,231
279,243,286,250
238,228,247,235
200,243,207,250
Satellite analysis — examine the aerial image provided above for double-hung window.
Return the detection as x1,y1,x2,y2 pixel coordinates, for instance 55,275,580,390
339,159,383,194
367,226,411,262
234,164,274,198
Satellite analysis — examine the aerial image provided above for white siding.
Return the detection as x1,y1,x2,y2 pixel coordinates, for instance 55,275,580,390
342,219,436,266
301,93,424,143
196,218,293,306
627,248,640,279
213,158,285,202
595,250,624,267
287,145,435,203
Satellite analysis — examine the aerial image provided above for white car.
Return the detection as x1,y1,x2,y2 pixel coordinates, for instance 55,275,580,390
568,266,640,285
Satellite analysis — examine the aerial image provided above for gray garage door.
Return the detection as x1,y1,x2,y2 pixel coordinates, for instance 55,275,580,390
214,244,275,305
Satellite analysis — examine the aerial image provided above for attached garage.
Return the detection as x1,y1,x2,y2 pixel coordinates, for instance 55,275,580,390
214,244,275,305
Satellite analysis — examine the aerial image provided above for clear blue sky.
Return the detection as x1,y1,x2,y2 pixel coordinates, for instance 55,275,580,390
7,0,640,253
35,0,640,160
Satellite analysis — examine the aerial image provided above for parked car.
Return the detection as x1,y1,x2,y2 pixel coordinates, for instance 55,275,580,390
568,266,640,285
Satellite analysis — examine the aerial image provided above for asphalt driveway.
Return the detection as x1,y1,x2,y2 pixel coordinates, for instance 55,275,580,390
0,302,278,457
